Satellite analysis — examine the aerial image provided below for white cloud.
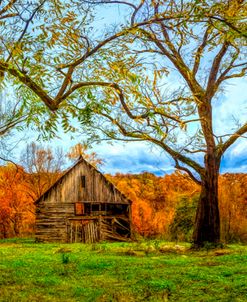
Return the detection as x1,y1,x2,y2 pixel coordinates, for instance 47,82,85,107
213,78,247,136
228,139,247,158
93,141,174,175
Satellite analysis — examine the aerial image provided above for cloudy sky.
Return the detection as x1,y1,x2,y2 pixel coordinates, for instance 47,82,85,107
4,67,245,177
1,5,246,176
76,77,247,175
72,76,246,175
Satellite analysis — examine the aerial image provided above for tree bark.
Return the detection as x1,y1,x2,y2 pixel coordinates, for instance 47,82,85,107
193,154,220,247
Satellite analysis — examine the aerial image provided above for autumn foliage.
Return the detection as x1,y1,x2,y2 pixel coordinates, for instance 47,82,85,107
219,174,247,243
108,172,247,242
0,162,246,242
0,164,34,238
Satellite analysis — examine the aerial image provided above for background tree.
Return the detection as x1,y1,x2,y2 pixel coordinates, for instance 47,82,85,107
67,143,103,168
109,171,200,237
219,173,247,242
20,143,65,200
0,94,27,137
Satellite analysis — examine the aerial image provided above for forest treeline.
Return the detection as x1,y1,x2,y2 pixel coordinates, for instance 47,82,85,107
0,161,246,243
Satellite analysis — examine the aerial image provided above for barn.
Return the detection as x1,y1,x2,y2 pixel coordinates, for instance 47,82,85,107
35,157,132,243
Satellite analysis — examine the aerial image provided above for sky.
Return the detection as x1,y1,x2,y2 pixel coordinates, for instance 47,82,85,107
1,3,246,176
33,76,246,176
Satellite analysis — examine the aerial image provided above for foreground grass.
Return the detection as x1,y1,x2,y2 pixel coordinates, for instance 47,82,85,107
0,239,246,302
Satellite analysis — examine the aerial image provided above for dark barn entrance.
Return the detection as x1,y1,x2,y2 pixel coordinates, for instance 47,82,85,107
67,202,131,243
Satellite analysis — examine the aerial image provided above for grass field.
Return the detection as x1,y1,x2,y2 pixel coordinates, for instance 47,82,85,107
0,239,246,302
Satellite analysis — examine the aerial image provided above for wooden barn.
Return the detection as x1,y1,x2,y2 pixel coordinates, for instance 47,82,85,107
35,157,132,243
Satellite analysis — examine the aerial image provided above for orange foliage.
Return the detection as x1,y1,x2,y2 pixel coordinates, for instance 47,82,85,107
108,171,200,237
0,164,34,238
67,143,103,168
109,171,247,242
219,173,247,242
0,160,246,243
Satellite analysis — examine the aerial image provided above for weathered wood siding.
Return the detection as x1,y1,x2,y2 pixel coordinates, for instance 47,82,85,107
36,203,74,242
35,159,131,243
37,160,129,205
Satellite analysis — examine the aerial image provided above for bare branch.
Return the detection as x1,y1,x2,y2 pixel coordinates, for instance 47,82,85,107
83,0,137,10
217,122,247,158
174,159,202,185
206,41,229,100
192,25,211,76
131,0,145,26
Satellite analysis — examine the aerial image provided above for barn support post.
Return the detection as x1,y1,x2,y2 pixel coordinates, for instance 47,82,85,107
99,215,102,242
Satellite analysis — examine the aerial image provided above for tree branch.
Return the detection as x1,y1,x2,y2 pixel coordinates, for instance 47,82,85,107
83,0,137,10
130,0,144,26
206,41,229,100
217,122,247,158
57,80,191,125
0,12,18,20
192,25,211,76
209,15,247,39
6,0,47,63
0,62,56,110
99,111,205,176
0,0,17,16
174,159,202,185
0,116,27,136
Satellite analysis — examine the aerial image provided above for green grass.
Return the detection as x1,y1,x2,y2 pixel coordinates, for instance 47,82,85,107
0,239,246,301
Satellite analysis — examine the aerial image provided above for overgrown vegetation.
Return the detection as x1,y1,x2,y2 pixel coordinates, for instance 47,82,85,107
0,239,246,302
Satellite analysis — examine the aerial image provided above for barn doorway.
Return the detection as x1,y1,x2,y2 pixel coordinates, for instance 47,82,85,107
67,219,100,243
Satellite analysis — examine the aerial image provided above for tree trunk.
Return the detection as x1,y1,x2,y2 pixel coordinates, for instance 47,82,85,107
193,154,220,247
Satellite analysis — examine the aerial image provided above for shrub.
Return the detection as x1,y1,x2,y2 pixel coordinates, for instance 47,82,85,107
169,194,198,242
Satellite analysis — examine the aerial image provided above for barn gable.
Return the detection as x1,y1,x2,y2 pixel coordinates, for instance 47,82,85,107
35,157,132,243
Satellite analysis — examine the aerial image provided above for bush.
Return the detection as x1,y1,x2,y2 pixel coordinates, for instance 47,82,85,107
169,194,199,242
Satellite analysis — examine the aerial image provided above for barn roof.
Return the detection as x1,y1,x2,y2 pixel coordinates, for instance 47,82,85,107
35,156,132,205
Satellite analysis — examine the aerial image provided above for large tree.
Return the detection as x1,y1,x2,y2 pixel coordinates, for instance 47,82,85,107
0,0,246,246
73,0,247,247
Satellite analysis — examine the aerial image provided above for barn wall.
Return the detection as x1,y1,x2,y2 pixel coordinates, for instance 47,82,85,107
35,203,74,242
38,160,129,204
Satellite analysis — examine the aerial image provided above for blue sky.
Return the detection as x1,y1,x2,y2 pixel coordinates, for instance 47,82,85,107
2,76,245,176
1,4,246,175
76,78,247,175
61,77,247,175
